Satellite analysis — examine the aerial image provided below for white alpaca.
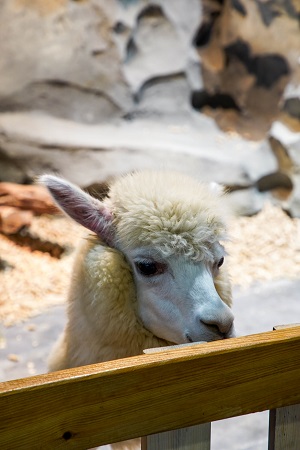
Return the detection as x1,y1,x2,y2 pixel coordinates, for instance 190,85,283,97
41,170,235,450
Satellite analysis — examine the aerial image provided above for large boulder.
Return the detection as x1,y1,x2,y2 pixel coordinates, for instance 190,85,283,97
0,0,202,123
193,0,300,139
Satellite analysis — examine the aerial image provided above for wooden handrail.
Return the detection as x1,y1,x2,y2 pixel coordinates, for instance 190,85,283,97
1,326,300,449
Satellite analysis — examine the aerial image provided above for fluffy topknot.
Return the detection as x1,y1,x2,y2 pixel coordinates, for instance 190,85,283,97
108,171,227,261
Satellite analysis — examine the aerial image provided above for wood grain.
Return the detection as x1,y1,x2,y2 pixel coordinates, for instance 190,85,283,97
268,324,300,450
1,326,300,449
269,404,300,450
141,424,211,450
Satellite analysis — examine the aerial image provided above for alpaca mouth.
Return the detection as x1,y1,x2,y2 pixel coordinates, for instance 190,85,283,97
186,333,193,343
185,330,229,343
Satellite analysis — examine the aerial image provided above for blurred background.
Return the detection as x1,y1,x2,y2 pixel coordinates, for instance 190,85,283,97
0,1,299,449
0,0,299,196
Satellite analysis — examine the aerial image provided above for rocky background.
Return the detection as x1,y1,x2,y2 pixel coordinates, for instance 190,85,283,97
0,0,299,217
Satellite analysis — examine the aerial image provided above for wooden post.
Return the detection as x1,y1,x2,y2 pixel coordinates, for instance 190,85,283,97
141,423,211,450
142,343,211,450
268,324,300,450
269,404,300,450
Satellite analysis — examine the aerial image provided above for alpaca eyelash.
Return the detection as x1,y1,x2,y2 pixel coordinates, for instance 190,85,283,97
134,260,166,277
216,256,224,269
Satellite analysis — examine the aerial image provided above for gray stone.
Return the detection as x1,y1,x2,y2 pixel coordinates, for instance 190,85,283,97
122,0,202,94
135,74,192,117
0,111,272,189
0,0,202,124
0,81,123,125
0,0,131,112
123,5,187,93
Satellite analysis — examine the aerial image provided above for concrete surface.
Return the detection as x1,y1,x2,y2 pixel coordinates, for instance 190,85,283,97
1,278,299,449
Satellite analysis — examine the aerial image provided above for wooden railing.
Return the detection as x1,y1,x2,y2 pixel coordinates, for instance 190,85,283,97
0,325,300,449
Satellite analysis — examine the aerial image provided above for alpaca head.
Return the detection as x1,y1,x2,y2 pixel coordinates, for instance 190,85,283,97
40,171,235,345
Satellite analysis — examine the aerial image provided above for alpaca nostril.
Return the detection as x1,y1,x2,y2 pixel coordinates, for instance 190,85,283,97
200,310,234,336
203,323,220,334
200,320,232,337
186,333,193,343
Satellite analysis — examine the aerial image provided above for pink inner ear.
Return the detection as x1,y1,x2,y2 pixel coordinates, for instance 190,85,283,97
80,200,116,247
40,175,115,247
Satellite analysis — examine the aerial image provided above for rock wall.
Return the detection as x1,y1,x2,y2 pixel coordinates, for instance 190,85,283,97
0,0,299,217
0,0,201,122
193,0,300,139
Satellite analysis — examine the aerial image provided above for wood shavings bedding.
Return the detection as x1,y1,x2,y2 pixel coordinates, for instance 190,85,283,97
227,203,300,287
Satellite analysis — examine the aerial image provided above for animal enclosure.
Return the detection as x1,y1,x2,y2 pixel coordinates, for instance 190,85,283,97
0,325,300,449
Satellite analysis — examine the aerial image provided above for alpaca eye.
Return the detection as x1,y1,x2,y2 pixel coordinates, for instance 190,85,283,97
217,256,224,268
135,261,161,276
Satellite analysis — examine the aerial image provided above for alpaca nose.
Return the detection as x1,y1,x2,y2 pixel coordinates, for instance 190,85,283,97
200,308,234,336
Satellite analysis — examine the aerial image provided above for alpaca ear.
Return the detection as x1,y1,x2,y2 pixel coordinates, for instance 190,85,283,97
39,175,115,247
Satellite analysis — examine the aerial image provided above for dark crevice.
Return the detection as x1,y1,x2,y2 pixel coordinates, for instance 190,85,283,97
231,0,247,16
122,111,142,121
255,172,293,193
193,22,214,47
91,49,106,57
21,79,116,102
254,0,281,26
137,5,164,22
284,0,300,19
0,80,120,114
256,0,300,21
283,98,300,120
268,136,294,173
191,90,241,111
125,37,138,64
282,208,293,218
224,184,251,193
42,79,68,88
135,72,186,103
113,21,128,34
193,6,221,49
224,39,290,88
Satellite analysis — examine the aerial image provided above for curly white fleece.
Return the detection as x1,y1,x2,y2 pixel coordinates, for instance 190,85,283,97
109,171,227,262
